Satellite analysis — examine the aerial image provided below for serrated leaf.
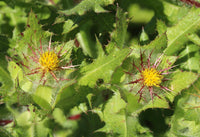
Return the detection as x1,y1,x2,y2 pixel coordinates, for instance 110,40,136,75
111,7,128,49
59,0,115,15
168,80,200,136
16,11,51,54
166,70,199,102
143,33,167,50
33,85,52,110
78,48,130,87
165,8,200,55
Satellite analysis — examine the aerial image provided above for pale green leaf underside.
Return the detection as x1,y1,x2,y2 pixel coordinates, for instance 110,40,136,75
78,48,130,87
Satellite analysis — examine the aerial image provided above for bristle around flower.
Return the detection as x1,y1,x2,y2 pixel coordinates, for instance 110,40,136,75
127,50,174,102
16,37,77,85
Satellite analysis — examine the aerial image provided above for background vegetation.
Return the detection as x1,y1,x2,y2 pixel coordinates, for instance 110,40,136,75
0,0,199,136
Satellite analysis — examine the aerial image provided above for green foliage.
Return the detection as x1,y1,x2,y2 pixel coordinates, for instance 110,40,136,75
33,85,53,110
165,7,200,55
78,48,130,87
166,79,200,137
0,0,199,136
59,0,115,15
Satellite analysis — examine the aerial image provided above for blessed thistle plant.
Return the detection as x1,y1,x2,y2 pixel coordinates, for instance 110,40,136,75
127,50,175,102
18,36,76,85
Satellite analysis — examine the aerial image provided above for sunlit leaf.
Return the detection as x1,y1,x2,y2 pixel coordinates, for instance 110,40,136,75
165,7,200,55
78,48,130,87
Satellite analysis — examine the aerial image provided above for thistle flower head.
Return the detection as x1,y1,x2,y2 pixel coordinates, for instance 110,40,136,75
39,51,59,72
141,68,163,87
16,36,75,85
127,50,175,102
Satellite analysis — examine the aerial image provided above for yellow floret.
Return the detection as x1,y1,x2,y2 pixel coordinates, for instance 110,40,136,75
141,68,163,87
39,51,59,72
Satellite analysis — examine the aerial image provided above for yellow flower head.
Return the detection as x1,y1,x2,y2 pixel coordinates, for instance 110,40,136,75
127,50,174,102
39,51,59,72
141,68,163,87
20,37,75,85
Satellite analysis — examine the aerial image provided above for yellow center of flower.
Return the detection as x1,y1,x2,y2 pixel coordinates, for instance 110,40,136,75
39,51,59,72
141,68,163,87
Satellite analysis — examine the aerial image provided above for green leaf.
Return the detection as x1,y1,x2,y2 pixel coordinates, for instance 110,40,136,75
166,70,199,102
124,89,169,115
143,33,167,50
165,7,200,55
59,0,115,15
178,44,200,73
95,36,105,58
53,108,68,127
168,79,200,137
188,33,200,46
16,111,32,127
7,61,32,92
139,28,150,45
15,11,50,55
111,7,128,49
55,83,92,113
0,66,13,95
7,61,23,82
15,110,50,137
76,21,98,58
96,90,152,136
33,85,53,110
19,79,33,92
0,127,13,137
62,19,78,34
128,3,154,24
96,91,127,136
78,48,130,87
156,20,167,35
